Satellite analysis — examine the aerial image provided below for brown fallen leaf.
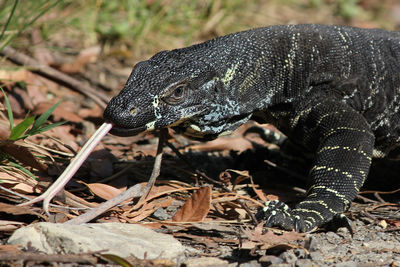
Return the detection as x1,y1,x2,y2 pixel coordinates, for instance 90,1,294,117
0,121,10,141
33,102,82,123
186,137,253,152
46,125,79,152
171,186,211,222
59,46,100,74
126,202,156,222
78,105,103,119
242,222,305,249
83,182,126,201
0,203,43,217
0,70,30,84
172,232,219,249
0,244,21,253
0,142,48,173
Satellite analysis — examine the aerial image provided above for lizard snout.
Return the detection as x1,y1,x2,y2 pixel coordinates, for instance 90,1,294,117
103,98,156,136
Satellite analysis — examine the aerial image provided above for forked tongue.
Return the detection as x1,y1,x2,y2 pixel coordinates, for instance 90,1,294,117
19,122,114,216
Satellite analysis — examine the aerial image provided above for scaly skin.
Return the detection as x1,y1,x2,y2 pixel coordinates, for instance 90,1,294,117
104,24,400,232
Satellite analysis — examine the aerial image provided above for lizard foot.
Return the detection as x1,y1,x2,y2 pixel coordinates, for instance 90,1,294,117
255,200,316,232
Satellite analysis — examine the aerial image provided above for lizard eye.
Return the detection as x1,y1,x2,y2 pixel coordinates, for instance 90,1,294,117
163,84,186,104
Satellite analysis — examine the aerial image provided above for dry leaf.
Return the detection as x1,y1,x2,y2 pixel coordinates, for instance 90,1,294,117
78,105,103,118
84,183,125,200
243,222,305,248
46,125,79,152
127,205,156,222
33,102,82,123
0,203,41,216
1,143,48,172
60,46,100,73
0,70,30,83
0,244,21,253
186,137,252,152
171,186,211,222
0,122,10,141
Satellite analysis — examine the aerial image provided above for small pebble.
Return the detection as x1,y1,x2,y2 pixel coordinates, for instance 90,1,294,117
378,220,387,229
238,260,261,267
259,255,283,265
309,251,324,261
295,259,313,267
279,250,298,264
334,261,357,267
152,208,170,220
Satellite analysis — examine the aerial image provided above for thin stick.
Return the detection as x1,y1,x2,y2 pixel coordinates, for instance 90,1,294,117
137,128,166,202
0,46,109,108
65,129,166,225
64,183,143,225
19,123,113,216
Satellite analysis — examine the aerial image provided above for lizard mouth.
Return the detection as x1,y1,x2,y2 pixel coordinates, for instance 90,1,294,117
108,124,148,137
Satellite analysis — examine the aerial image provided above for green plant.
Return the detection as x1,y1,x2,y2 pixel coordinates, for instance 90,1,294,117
0,0,62,51
1,87,66,141
336,0,362,20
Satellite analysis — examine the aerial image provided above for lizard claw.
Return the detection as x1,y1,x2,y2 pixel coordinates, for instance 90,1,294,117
328,214,354,236
256,199,352,233
256,200,311,232
294,216,302,232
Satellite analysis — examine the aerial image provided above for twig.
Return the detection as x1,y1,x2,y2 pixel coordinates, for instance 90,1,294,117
359,188,400,195
0,184,31,200
356,194,379,204
136,128,166,202
374,192,386,203
64,183,143,225
0,46,109,108
65,129,166,225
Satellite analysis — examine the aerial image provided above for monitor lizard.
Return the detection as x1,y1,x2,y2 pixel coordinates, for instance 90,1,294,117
103,24,400,232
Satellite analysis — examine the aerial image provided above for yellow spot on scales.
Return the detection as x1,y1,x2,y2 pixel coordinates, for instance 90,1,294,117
145,120,156,130
221,63,239,85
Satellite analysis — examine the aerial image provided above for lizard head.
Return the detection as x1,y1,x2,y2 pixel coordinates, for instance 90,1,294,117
104,48,251,140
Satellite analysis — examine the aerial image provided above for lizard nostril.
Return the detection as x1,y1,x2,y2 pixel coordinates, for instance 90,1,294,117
130,107,137,116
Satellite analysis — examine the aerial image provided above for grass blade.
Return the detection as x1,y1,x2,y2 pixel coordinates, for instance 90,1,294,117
0,0,19,43
9,116,35,141
0,87,14,131
9,161,38,180
28,121,66,136
30,101,61,133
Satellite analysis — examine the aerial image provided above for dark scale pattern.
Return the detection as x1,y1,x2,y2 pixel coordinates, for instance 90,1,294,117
104,24,400,232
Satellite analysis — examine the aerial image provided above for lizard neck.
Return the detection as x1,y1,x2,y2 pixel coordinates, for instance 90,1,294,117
203,25,315,115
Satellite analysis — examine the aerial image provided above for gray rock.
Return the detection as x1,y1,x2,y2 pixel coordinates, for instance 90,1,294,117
8,222,184,262
152,207,170,220
279,250,298,264
334,261,357,267
293,248,307,259
238,260,262,267
259,255,283,264
184,257,229,267
309,251,324,261
295,259,313,267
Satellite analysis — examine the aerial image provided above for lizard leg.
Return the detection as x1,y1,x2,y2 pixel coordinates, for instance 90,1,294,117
257,101,374,232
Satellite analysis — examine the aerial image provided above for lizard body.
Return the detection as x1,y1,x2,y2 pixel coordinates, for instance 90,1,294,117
103,24,400,232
